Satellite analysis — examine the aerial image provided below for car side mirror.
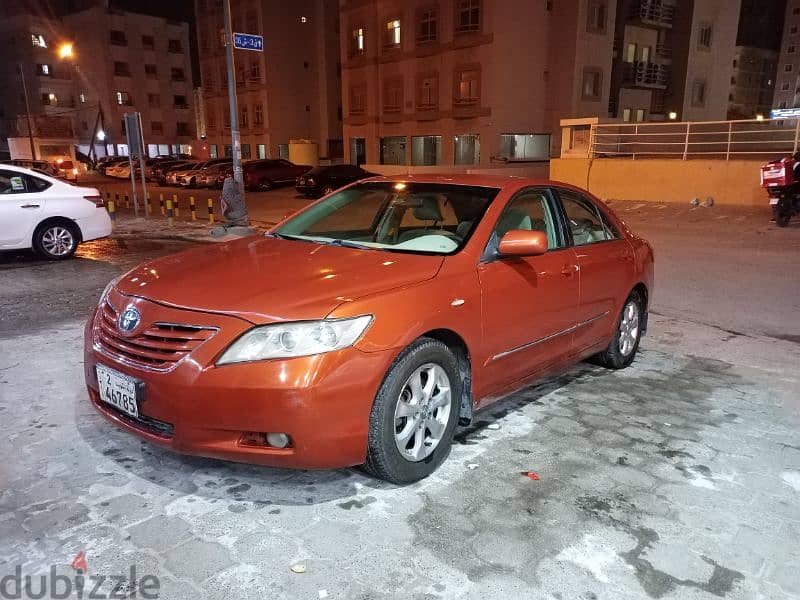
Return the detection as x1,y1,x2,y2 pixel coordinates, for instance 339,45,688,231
498,230,548,257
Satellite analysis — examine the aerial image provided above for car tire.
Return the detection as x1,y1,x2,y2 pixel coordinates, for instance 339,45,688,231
594,290,644,369
364,338,461,484
774,202,791,227
321,184,334,196
259,178,273,191
33,220,80,260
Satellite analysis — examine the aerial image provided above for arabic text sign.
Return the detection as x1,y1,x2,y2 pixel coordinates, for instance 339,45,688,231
233,33,263,52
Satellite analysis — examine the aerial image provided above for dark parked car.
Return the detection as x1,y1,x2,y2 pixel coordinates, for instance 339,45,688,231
150,160,190,184
243,159,312,191
295,164,376,197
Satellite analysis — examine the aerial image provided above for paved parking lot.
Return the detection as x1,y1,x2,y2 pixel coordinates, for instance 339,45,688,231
1,196,799,599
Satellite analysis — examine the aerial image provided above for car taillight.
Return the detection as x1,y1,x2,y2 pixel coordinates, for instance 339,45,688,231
84,195,105,207
72,168,79,175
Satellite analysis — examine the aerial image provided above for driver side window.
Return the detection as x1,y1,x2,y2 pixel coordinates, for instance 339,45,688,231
492,189,559,250
558,190,619,246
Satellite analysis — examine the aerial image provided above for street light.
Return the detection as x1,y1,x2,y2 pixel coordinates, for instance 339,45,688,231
58,43,74,60
96,130,106,141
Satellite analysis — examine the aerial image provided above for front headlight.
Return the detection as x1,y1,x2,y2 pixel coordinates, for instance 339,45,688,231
216,315,373,365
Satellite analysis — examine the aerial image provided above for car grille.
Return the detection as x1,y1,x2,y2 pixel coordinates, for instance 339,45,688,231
96,301,216,370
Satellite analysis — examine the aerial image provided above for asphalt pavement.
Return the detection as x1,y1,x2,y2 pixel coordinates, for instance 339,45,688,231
1,185,799,600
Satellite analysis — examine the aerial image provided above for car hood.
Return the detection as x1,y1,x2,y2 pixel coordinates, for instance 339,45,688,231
115,236,444,324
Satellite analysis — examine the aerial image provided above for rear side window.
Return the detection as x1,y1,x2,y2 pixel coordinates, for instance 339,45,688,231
558,189,619,246
0,170,51,193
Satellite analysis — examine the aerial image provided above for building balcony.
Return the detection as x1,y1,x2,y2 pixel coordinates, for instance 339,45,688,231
629,0,676,28
623,61,670,89
655,43,673,61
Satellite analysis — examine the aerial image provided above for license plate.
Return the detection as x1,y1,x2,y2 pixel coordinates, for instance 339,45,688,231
770,198,779,205
96,364,141,418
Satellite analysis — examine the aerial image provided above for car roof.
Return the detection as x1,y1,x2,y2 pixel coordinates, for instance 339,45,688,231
360,173,557,189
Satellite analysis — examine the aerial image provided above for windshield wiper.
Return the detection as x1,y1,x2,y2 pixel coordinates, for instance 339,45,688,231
321,239,370,249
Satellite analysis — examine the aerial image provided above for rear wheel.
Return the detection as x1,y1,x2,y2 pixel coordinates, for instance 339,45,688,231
33,221,79,260
774,200,792,227
594,290,644,369
364,338,461,484
321,184,334,196
259,178,273,191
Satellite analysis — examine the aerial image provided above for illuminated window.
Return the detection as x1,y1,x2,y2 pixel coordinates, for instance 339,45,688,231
36,64,51,76
384,19,401,47
454,68,480,104
116,91,132,106
31,33,47,47
350,27,365,56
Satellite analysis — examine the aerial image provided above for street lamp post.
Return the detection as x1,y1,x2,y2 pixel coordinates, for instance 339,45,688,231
17,63,37,161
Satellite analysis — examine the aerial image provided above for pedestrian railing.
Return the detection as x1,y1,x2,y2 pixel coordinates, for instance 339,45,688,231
589,117,800,160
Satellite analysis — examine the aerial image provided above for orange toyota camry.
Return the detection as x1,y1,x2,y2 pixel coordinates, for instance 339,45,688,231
84,175,654,483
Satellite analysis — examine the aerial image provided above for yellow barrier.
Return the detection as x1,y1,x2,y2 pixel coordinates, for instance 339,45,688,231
166,197,174,227
107,198,116,225
159,193,165,216
190,196,196,221
207,198,214,223
173,194,180,218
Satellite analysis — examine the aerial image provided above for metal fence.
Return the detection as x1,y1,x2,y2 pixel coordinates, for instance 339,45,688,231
590,118,800,160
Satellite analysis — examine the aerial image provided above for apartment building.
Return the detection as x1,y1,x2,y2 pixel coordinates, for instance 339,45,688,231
728,46,778,119
774,0,800,111
0,11,78,157
609,0,741,124
195,0,342,161
64,4,196,157
340,0,618,166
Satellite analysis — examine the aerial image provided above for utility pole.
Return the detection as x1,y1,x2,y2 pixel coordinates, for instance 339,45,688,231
221,0,249,227
18,63,37,160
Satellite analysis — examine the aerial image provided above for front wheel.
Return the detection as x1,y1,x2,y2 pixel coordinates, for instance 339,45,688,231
259,178,273,191
364,338,461,484
33,221,79,260
594,290,644,369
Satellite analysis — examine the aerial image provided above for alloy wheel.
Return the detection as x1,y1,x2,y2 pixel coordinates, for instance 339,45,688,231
619,300,640,357
393,363,452,462
41,226,76,257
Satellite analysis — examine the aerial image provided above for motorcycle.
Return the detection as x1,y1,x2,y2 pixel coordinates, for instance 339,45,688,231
760,155,800,227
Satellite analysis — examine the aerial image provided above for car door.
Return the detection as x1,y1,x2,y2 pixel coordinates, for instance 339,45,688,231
477,187,580,394
555,188,636,353
0,170,46,247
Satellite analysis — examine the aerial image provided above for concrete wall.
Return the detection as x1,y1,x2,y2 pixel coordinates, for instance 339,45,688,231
550,158,765,206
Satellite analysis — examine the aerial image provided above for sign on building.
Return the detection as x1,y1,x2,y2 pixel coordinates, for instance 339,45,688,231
233,32,264,51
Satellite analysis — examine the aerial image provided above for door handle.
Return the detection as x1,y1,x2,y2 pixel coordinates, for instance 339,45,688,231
561,264,579,276
21,204,40,209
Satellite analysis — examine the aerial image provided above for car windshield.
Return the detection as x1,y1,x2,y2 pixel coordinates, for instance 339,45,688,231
272,182,499,255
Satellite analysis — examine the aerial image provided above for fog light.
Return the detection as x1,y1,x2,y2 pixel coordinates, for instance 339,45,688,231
266,432,290,448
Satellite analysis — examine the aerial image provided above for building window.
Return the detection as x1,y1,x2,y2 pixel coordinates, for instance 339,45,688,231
455,0,480,33
697,24,713,50
151,121,164,135
110,30,127,46
173,95,188,108
783,82,791,91
171,67,186,82
786,64,793,73
499,134,550,160
581,68,602,100
454,134,480,165
241,143,251,159
636,108,646,122
210,144,218,159
176,122,191,136
206,109,216,129
223,110,230,128
384,19,401,48
254,103,264,124
31,33,47,48
145,64,157,78
350,26,365,56
168,39,183,53
622,108,632,122
250,60,261,81
116,91,132,106
587,0,607,33
691,80,706,106
790,46,797,54
411,135,442,165
383,77,403,113
41,92,58,106
349,83,366,115
625,43,637,63
36,64,51,76
380,136,406,165
257,144,266,159
417,8,438,43
79,93,86,103
780,101,788,109
142,35,155,49
147,93,160,107
241,106,249,127
113,61,131,77
454,67,480,104
417,73,439,109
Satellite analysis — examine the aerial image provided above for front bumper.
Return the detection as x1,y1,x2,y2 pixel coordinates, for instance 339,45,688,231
295,184,320,196
83,296,393,470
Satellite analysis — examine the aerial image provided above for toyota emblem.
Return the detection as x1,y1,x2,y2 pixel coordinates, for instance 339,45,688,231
118,307,141,333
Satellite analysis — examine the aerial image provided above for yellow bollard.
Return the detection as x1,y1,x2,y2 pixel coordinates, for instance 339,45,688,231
107,198,116,227
173,194,180,218
159,193,165,216
124,194,130,210
166,197,174,227
144,193,151,216
207,198,214,223
189,196,196,221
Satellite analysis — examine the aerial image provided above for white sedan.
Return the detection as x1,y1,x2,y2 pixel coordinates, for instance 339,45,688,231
0,164,112,260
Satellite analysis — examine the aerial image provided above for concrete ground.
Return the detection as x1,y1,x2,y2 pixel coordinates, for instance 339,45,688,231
1,182,799,600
